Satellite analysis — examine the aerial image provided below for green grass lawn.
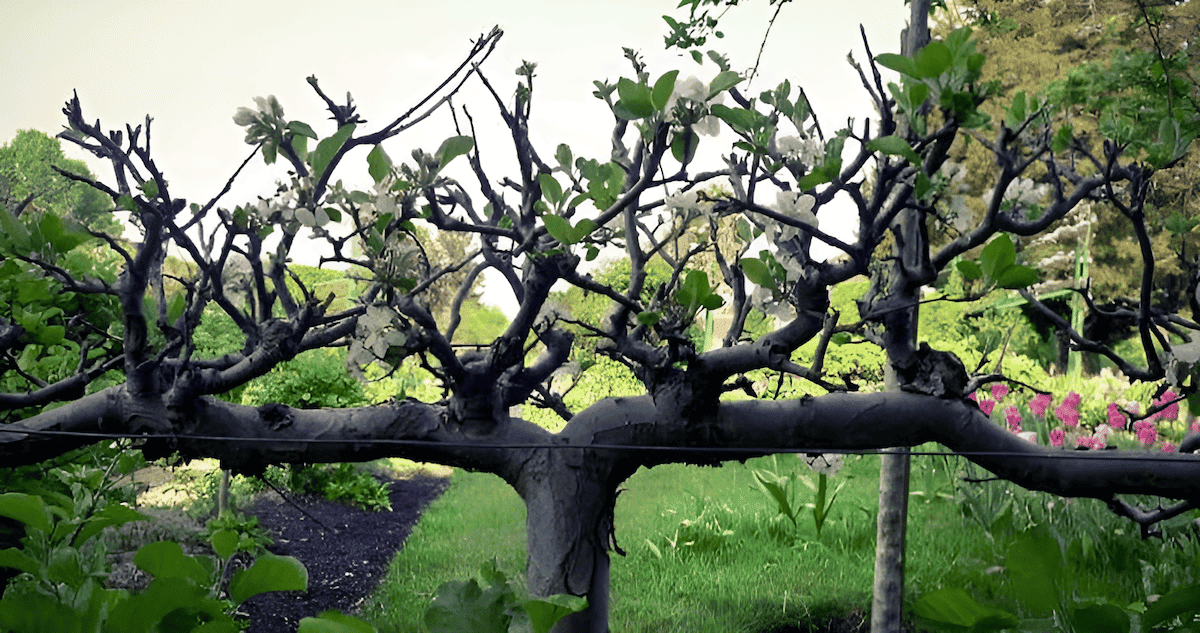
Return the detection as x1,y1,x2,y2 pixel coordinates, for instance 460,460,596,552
360,447,1200,632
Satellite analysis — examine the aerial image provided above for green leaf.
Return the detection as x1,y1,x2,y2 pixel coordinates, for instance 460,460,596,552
1005,532,1062,616
875,53,917,77
298,610,378,633
0,493,51,534
538,174,563,206
995,265,1039,289
1006,91,1027,130
753,470,795,523
1051,124,1073,153
210,529,239,560
651,70,679,111
543,215,574,244
286,120,318,139
866,135,921,164
914,172,934,201
913,41,953,78
229,553,308,605
912,587,1019,630
1144,582,1200,628
139,179,160,199
709,104,758,133
739,257,777,291
708,70,742,98
435,136,475,171
616,78,655,119
572,219,597,243
424,578,510,633
798,169,831,190
1164,211,1198,236
38,213,87,253
117,195,137,212
311,124,356,180
831,332,852,345
979,233,1016,283
636,311,662,327
671,129,699,163
291,134,309,162
956,259,983,281
134,541,210,585
166,293,186,325
0,548,39,575
554,144,573,171
523,595,589,633
1070,603,1130,633
75,503,147,547
366,145,392,184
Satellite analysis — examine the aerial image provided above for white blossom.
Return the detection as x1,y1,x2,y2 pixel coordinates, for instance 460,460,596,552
773,191,818,241
664,75,725,136
777,135,823,164
803,453,843,476
664,190,701,215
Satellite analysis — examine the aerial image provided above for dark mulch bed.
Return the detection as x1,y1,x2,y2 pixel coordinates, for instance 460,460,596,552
236,474,448,633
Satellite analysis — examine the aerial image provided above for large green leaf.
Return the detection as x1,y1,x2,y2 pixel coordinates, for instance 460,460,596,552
0,493,51,534
310,124,356,179
914,41,953,78
708,70,742,98
423,578,510,633
229,553,308,605
298,611,378,633
875,53,918,77
436,136,475,171
1005,533,1062,616
38,212,87,254
366,145,392,184
1143,582,1200,628
979,233,1016,283
866,135,921,165
538,173,563,206
739,257,776,291
134,541,209,585
74,503,148,547
616,78,655,119
912,587,1019,630
995,265,1039,289
523,595,589,633
651,70,680,111
1070,603,1130,633
0,548,39,575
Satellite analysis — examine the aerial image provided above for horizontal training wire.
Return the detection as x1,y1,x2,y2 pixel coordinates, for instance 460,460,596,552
0,426,1194,462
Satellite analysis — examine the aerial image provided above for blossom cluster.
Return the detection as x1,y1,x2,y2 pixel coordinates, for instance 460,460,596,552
969,384,1190,453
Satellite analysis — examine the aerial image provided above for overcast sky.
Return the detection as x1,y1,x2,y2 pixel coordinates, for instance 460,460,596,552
1,0,909,313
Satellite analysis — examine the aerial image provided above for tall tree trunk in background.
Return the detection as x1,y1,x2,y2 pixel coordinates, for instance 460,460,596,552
872,2,930,631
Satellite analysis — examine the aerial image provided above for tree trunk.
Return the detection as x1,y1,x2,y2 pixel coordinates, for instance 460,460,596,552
871,448,911,631
519,447,619,633
871,3,930,631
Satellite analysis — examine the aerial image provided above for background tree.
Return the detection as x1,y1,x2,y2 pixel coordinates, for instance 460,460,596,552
0,130,122,235
1,8,1199,633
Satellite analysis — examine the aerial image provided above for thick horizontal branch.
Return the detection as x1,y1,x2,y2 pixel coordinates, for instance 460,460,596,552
3,387,1198,503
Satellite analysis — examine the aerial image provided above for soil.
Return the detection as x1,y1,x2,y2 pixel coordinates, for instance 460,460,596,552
234,473,448,633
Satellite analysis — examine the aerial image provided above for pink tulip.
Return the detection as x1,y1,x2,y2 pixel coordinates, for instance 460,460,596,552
1107,403,1126,429
1050,428,1065,447
1030,394,1053,418
1004,406,1022,432
991,384,1010,402
978,399,996,416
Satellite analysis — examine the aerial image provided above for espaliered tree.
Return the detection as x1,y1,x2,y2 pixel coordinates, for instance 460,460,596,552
1,4,1200,631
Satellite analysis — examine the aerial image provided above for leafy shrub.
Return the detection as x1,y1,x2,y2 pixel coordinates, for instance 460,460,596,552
240,348,367,410
204,511,273,557
287,463,392,512
424,559,587,633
